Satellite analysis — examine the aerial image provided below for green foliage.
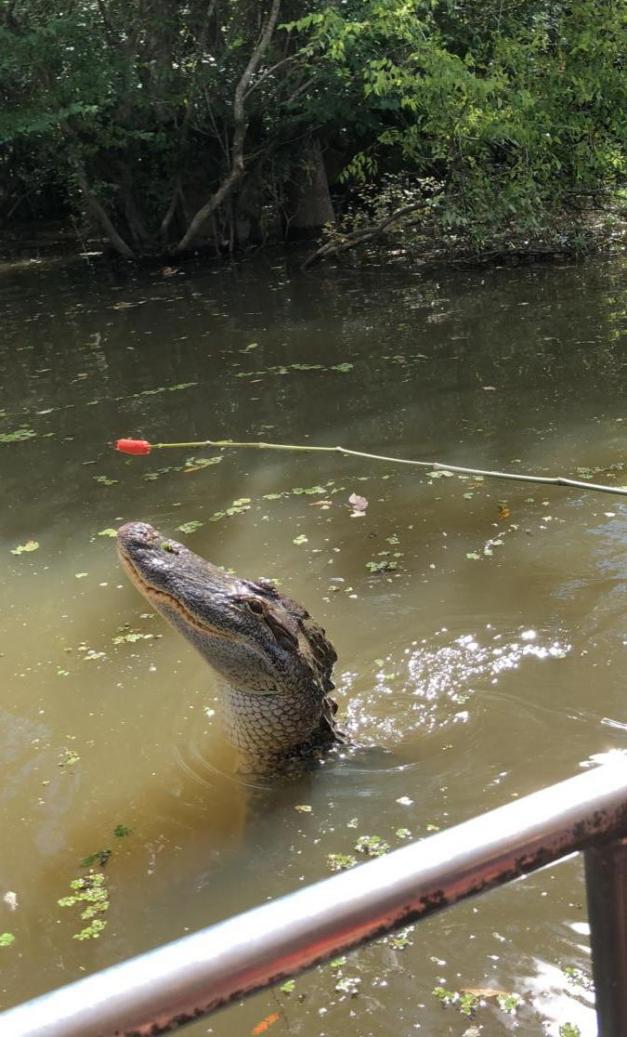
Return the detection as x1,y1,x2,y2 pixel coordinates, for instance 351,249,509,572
0,0,623,254
291,0,626,250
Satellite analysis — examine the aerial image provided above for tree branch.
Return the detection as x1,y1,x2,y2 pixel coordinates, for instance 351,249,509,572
74,166,135,259
302,200,431,269
173,0,281,254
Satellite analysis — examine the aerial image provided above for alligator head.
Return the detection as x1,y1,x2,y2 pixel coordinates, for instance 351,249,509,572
117,522,344,763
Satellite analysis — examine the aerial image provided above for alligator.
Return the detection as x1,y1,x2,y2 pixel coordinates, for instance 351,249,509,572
117,521,346,767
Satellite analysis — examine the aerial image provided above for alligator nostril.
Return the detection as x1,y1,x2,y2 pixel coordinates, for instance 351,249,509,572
117,521,159,547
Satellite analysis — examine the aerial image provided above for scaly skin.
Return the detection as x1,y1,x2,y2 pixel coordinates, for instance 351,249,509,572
117,522,344,764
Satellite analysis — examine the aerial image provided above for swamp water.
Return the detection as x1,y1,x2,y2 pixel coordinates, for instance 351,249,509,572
0,251,626,1036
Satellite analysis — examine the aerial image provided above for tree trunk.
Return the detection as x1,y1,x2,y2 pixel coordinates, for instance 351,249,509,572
289,138,334,234
173,0,281,255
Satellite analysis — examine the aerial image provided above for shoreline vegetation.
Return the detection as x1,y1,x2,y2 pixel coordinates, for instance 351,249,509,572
0,1,624,270
1,209,624,274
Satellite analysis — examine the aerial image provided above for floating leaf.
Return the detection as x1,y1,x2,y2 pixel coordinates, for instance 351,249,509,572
327,852,357,872
366,559,397,573
11,540,39,555
0,427,36,443
355,834,390,857
97,528,118,538
0,933,15,948
80,849,112,869
348,492,368,516
112,631,155,644
497,504,511,520
335,975,361,996
176,520,204,534
293,534,308,546
59,749,80,767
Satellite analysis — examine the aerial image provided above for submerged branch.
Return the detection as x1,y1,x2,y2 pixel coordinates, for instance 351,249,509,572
142,438,627,498
302,201,429,270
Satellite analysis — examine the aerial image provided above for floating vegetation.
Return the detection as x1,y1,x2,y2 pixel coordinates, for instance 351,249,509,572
328,830,396,872
176,520,204,534
93,475,118,486
142,455,223,482
433,987,480,1016
97,528,118,538
354,834,391,857
335,975,361,997
115,381,197,401
433,985,523,1018
562,965,594,991
58,871,109,941
235,363,353,379
80,849,112,869
366,559,397,574
79,826,130,869
348,491,368,517
10,540,39,555
0,427,36,444
59,748,80,767
209,498,251,521
327,852,357,872
0,933,15,948
112,628,157,645
386,926,414,950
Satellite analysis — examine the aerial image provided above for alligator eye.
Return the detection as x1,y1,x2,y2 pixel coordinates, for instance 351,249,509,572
245,599,265,615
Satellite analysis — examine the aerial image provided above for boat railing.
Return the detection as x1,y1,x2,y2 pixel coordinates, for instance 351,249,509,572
2,759,627,1036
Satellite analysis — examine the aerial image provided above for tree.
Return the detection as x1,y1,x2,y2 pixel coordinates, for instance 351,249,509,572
0,0,624,259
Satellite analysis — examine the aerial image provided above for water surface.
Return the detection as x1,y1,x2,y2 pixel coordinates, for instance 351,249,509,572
1,252,625,1035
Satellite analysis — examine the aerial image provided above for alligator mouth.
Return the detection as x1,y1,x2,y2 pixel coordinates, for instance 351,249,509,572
117,542,241,645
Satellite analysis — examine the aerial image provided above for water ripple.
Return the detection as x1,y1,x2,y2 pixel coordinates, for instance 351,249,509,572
344,626,572,741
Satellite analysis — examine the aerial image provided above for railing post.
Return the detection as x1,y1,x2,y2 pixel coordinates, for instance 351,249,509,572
584,838,627,1036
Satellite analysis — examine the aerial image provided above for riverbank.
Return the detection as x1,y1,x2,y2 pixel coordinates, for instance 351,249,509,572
1,203,625,274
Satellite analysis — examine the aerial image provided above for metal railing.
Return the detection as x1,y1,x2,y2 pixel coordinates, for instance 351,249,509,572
2,760,627,1037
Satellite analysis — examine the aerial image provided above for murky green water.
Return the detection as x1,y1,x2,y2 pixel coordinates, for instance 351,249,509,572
0,251,625,1035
